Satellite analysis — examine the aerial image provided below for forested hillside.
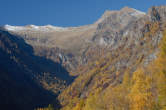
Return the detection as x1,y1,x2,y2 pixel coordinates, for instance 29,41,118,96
1,6,166,110
58,29,166,110
58,6,164,110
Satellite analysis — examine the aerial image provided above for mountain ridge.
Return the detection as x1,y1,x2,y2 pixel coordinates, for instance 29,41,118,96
0,7,147,73
2,7,145,32
1,5,166,110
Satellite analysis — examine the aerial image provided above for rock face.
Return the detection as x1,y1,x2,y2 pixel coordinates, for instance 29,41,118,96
148,6,166,22
1,6,166,110
93,7,146,47
2,7,147,73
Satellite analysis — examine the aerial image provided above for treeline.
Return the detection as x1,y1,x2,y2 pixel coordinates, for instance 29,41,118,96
62,30,166,110
35,104,54,110
37,24,166,110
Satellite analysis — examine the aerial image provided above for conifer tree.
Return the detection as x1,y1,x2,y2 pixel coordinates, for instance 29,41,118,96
128,68,155,110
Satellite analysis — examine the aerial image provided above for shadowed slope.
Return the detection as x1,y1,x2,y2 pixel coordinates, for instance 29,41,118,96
0,30,74,110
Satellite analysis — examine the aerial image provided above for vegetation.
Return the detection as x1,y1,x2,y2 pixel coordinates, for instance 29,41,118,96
26,21,166,110
35,104,54,110
56,26,166,110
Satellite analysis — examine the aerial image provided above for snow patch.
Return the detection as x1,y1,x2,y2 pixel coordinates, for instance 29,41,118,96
4,25,25,31
4,24,69,32
124,31,129,36
130,8,146,16
99,37,107,46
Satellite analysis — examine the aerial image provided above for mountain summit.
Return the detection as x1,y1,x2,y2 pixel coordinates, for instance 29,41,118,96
1,6,166,110
95,7,145,24
3,7,145,32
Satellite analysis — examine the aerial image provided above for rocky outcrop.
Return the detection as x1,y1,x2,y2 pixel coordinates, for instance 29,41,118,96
148,6,166,22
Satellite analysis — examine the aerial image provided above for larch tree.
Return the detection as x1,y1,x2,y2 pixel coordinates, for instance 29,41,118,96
128,68,155,110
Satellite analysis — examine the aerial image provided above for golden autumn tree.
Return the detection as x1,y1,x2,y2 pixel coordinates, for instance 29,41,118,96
128,68,155,110
72,99,85,110
72,103,82,110
155,30,166,110
83,88,106,110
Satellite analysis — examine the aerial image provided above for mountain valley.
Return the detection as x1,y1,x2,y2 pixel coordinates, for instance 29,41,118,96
1,6,166,110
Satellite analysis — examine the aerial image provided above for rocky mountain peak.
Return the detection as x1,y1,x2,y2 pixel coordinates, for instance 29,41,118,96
148,6,166,22
95,7,145,24
121,7,145,16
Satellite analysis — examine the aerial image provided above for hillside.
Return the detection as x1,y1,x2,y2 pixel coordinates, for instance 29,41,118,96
1,6,166,110
3,7,145,73
0,30,74,110
59,6,164,109
58,6,166,110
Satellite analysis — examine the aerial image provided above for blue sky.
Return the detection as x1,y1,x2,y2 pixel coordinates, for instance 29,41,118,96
0,0,166,27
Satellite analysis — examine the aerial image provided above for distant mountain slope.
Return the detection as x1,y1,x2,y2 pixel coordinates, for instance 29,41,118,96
2,7,146,73
0,30,74,110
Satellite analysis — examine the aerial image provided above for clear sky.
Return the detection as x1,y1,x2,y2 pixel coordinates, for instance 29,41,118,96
0,0,166,27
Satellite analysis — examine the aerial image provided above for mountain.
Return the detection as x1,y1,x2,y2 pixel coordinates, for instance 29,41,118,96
1,6,166,110
0,30,75,110
58,6,166,110
58,6,162,107
2,7,146,73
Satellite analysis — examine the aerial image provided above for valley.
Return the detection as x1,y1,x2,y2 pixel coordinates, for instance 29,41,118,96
1,6,166,110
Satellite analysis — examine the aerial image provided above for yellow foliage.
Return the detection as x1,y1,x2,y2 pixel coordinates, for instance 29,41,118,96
128,68,155,110
61,26,166,110
144,22,160,38
154,30,166,110
72,99,85,110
